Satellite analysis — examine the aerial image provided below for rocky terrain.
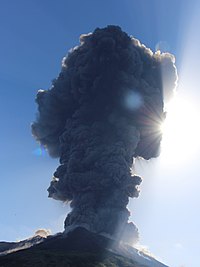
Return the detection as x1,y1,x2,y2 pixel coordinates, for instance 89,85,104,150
0,227,168,267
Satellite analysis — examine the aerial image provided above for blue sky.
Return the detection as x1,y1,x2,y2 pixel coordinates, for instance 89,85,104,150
0,1,200,266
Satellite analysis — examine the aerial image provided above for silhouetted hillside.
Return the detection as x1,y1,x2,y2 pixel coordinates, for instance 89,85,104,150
0,227,168,267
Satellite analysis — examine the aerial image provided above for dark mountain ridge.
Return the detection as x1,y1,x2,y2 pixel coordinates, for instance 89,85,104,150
0,227,169,267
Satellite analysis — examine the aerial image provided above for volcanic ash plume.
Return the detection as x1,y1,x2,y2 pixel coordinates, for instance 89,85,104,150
32,26,177,244
34,229,51,238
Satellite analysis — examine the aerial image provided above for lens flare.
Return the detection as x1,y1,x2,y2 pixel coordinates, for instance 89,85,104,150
124,90,143,111
32,146,46,156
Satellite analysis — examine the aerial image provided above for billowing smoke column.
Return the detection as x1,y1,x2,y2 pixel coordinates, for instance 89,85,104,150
32,26,177,244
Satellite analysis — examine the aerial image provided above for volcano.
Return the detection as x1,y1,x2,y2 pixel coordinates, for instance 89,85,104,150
0,227,168,267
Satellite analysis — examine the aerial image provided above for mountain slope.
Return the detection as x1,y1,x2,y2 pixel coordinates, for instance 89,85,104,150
0,235,44,255
0,227,169,267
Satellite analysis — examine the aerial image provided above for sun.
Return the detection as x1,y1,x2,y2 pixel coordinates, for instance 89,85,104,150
160,96,200,165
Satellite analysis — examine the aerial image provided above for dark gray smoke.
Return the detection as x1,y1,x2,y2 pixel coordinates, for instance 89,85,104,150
32,26,177,244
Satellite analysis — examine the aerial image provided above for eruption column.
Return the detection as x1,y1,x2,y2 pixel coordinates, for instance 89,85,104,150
32,26,177,244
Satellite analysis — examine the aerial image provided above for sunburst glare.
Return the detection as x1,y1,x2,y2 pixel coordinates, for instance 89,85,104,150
160,95,200,165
